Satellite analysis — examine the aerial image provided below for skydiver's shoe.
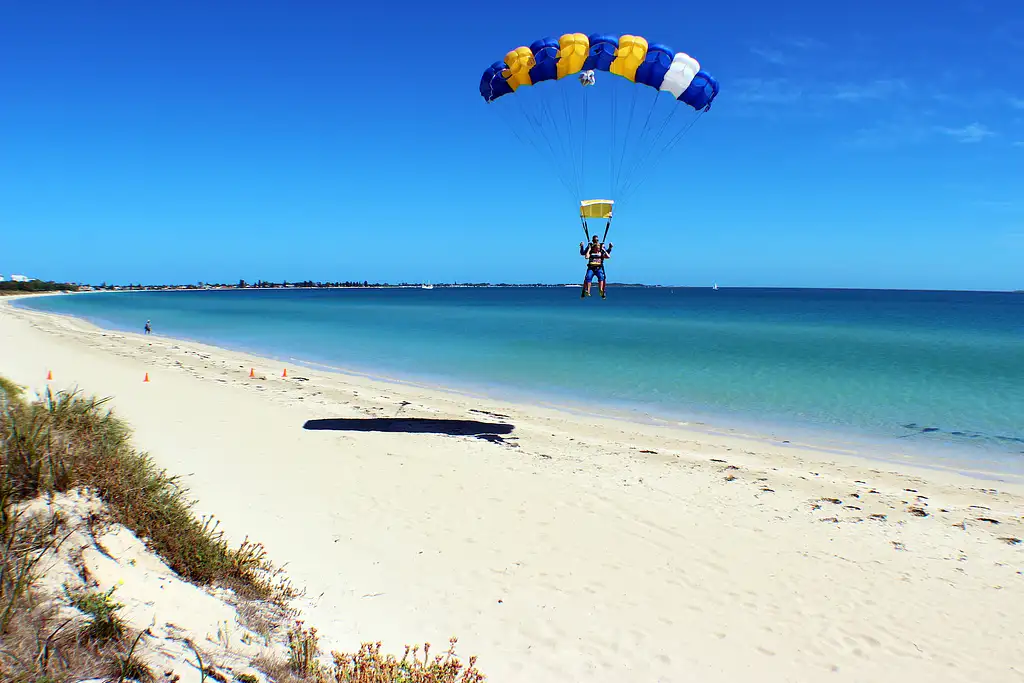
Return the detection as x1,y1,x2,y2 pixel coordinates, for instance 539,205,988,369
601,291,606,299
581,289,586,299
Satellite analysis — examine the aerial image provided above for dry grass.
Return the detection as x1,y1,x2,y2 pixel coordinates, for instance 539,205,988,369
0,595,154,682
0,376,24,400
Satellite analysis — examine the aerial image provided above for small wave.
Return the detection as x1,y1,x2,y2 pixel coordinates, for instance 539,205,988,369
900,423,1024,449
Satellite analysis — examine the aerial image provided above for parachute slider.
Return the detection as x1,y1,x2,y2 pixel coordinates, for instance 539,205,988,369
580,199,614,243
580,199,614,220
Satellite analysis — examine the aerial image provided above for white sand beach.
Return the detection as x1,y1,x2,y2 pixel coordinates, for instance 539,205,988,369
1,296,1022,682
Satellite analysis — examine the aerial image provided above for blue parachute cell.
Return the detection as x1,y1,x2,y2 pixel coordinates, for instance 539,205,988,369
583,34,619,72
634,42,675,90
679,70,720,110
479,61,513,102
529,37,560,84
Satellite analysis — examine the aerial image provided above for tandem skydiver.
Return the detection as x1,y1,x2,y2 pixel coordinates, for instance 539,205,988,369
579,233,613,299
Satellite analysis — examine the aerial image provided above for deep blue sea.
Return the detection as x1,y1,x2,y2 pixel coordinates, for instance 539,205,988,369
18,287,1024,470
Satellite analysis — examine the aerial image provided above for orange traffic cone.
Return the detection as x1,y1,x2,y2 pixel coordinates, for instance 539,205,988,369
46,370,53,380
143,372,150,383
249,368,255,378
282,368,288,378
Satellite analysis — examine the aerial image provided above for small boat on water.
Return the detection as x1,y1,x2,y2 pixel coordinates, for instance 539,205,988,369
421,281,434,290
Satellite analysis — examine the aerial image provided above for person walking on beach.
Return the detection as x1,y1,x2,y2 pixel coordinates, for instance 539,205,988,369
144,320,152,334
580,234,612,299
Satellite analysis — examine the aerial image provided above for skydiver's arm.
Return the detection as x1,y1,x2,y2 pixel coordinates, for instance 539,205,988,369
581,244,590,257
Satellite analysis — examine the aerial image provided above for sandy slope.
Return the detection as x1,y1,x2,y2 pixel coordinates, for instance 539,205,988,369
23,492,269,681
1,297,1022,682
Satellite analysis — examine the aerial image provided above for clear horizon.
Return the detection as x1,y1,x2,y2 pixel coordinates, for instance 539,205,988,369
2,2,1022,291
13,280,1022,294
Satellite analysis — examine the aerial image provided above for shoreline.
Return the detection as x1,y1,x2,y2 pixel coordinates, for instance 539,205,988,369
11,291,1024,484
2,295,1023,682
8,283,1021,293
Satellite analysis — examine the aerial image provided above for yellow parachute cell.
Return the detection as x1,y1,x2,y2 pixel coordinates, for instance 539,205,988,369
502,46,535,90
609,35,649,82
580,199,614,220
556,33,589,79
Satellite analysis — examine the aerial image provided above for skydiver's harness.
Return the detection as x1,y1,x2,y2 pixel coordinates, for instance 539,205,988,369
582,241,610,268
581,216,612,268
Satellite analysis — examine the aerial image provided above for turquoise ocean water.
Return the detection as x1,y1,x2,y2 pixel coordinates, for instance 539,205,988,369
17,288,1024,472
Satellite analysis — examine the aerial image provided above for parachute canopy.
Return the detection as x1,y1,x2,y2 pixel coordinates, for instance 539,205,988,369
580,199,614,220
479,33,719,111
479,31,720,216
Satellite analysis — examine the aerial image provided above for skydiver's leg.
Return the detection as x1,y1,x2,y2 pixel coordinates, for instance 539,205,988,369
583,268,595,297
599,268,607,298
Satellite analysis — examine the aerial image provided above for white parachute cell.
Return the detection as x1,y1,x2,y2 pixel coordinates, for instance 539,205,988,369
659,53,700,99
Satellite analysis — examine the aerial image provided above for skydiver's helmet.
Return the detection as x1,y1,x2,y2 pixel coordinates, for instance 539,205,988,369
579,70,596,87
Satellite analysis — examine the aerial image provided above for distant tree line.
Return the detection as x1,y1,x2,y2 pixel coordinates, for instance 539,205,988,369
82,281,387,290
73,280,652,291
0,280,79,294
241,280,380,288
81,280,494,290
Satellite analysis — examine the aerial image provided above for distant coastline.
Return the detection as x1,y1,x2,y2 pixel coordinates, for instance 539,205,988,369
65,283,1024,294
2,277,1020,294
73,282,658,292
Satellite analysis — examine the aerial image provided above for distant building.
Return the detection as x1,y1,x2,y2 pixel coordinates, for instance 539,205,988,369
0,274,5,281
11,274,30,283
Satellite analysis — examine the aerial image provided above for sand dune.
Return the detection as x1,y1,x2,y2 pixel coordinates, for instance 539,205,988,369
2,298,1022,682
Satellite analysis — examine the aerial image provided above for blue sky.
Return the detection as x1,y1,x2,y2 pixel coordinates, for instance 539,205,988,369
1,0,1022,289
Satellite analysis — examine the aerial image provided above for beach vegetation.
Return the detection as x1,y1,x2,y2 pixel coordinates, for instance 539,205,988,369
328,636,486,683
0,379,290,679
0,376,24,399
0,376,487,681
287,620,323,676
256,620,485,682
65,585,126,641
0,280,78,295
2,384,294,600
114,630,155,683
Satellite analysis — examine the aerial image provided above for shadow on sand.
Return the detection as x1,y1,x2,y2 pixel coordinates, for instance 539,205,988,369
302,417,514,437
